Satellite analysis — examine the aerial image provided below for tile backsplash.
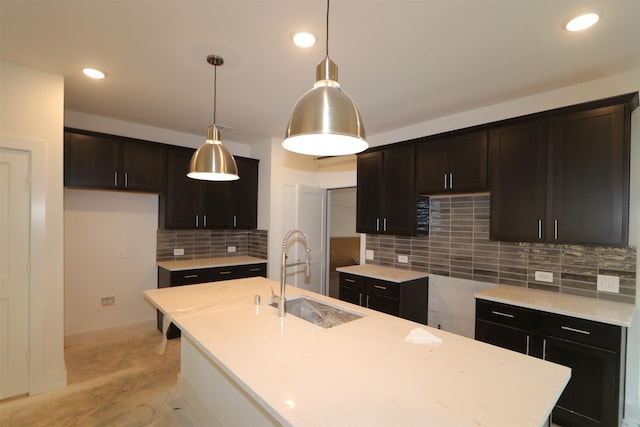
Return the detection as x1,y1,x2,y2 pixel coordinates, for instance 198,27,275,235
365,194,636,304
157,229,268,262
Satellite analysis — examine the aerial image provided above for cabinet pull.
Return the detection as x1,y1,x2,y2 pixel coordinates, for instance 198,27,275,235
376,218,380,231
344,278,355,283
538,219,542,240
204,214,207,227
184,274,198,279
195,215,199,227
491,310,514,318
359,293,363,306
561,325,591,335
233,215,237,228
383,218,387,232
249,267,261,272
526,335,530,356
374,285,387,290
449,173,453,190
542,338,547,360
218,271,232,275
444,173,448,190
114,172,118,187
554,219,558,240
124,172,128,188
366,295,370,308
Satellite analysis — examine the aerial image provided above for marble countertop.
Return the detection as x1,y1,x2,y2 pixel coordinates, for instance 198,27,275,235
475,285,636,327
145,277,570,426
157,256,267,271
336,264,428,283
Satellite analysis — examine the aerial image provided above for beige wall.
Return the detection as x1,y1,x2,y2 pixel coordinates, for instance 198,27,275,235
0,61,66,394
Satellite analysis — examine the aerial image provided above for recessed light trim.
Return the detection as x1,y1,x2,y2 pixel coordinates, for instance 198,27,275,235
292,32,316,48
83,68,106,79
564,13,599,32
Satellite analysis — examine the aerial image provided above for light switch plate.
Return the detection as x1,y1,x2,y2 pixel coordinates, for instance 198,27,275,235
534,271,553,283
398,255,409,264
173,248,184,256
597,274,619,293
365,250,374,260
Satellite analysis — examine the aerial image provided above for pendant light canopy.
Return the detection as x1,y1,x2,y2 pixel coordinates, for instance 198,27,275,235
283,0,367,156
188,55,239,181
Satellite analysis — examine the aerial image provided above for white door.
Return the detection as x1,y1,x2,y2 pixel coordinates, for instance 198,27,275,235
282,185,327,295
0,148,30,399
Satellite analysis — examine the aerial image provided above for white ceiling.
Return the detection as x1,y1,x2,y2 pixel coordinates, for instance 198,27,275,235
1,1,639,146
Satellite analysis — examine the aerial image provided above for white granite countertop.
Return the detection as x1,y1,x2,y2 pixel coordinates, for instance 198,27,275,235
476,285,636,327
145,277,570,426
157,256,267,271
336,264,428,283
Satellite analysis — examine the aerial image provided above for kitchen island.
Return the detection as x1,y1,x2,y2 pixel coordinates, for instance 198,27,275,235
144,276,570,426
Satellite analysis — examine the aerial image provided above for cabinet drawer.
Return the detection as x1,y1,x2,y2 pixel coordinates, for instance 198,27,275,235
476,299,536,331
367,279,400,299
242,263,267,278
541,312,621,351
339,273,365,291
170,269,212,285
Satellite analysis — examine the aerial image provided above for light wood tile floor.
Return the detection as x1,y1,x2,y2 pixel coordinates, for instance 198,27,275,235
0,329,199,427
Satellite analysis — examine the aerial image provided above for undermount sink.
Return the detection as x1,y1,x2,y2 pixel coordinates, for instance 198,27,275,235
270,296,363,328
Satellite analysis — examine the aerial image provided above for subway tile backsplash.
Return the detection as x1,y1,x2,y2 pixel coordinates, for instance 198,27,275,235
157,229,268,262
366,194,636,304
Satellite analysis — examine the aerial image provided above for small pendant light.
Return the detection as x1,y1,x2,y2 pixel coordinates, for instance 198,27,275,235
283,0,368,156
188,55,239,181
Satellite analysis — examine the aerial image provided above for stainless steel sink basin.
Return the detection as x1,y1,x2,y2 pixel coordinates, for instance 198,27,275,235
270,296,363,328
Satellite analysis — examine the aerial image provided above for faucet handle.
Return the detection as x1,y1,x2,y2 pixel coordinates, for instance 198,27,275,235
270,286,278,303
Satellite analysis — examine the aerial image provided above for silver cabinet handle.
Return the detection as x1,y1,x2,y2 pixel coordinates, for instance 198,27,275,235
449,173,453,190
374,285,387,290
383,218,387,232
542,338,547,360
184,274,198,279
554,219,558,240
249,267,261,272
444,173,448,190
114,172,118,187
218,271,232,275
491,310,514,318
376,218,379,231
124,172,128,188
526,335,530,356
203,214,207,228
345,278,355,283
366,295,370,308
195,215,199,227
359,293,363,306
561,326,591,335
233,215,237,228
538,219,542,240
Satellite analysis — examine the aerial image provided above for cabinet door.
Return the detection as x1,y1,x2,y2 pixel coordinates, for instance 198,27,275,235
475,320,534,355
231,157,259,229
121,141,167,193
416,138,450,193
161,147,201,229
489,120,548,242
339,285,363,306
544,336,619,427
201,181,233,229
356,151,383,233
450,131,488,192
550,105,628,246
64,131,120,189
383,145,416,235
366,293,399,316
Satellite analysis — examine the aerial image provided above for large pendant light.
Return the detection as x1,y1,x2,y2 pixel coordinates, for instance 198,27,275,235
187,55,239,181
283,0,368,156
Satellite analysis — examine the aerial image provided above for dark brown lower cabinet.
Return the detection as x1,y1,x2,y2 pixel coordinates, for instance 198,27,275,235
475,299,626,427
157,263,267,338
339,273,428,324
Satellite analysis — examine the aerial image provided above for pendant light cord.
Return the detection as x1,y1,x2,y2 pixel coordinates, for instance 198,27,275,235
325,0,330,57
213,64,217,125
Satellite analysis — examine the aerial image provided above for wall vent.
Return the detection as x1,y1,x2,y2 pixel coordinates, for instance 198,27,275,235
98,295,117,310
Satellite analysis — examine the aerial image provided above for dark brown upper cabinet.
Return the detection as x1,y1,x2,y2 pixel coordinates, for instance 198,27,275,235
489,93,637,246
159,147,258,230
356,144,416,235
416,130,488,194
64,128,167,193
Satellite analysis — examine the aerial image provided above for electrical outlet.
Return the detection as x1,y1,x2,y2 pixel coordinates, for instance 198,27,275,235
173,248,184,256
227,246,236,253
597,274,619,293
398,255,409,264
365,250,374,260
534,271,553,283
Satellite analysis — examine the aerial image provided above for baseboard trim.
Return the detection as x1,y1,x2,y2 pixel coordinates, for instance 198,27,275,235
64,319,156,347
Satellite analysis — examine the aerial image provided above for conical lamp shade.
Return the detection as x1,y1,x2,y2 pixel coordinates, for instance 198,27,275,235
283,58,367,156
188,126,239,181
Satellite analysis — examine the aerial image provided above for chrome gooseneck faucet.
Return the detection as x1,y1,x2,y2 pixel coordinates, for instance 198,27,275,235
277,228,311,317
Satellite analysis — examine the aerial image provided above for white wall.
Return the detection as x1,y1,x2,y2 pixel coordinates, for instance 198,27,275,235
64,189,159,337
0,61,66,394
329,188,358,238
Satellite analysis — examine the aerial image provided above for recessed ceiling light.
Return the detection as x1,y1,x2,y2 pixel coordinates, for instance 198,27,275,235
564,13,599,32
82,68,106,79
292,32,316,48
